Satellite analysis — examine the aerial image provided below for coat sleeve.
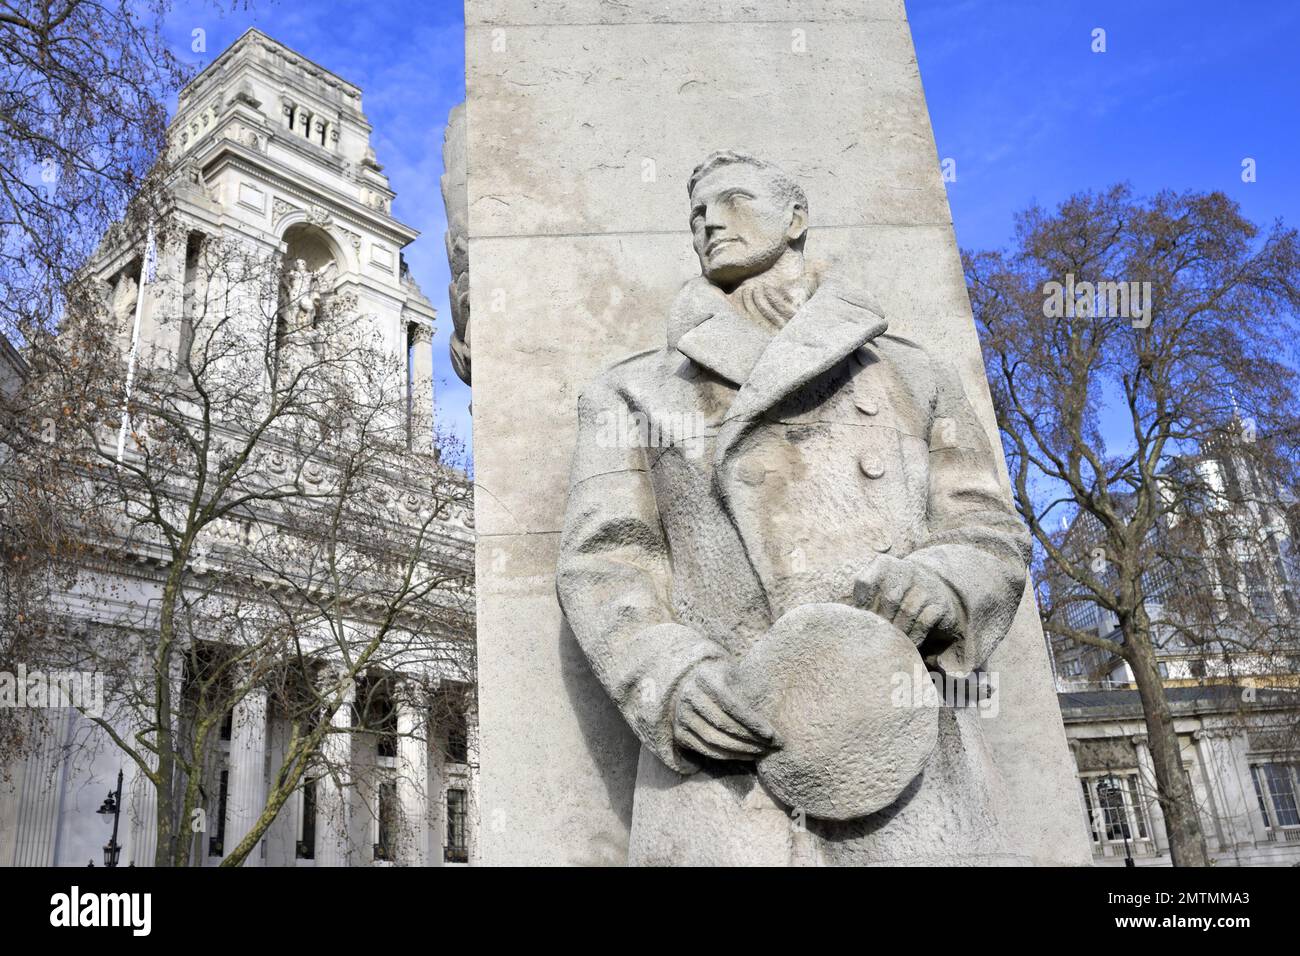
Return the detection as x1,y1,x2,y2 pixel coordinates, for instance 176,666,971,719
556,371,727,773
904,356,1031,675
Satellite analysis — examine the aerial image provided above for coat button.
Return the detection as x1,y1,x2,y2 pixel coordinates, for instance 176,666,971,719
736,462,765,486
859,457,884,479
854,396,879,416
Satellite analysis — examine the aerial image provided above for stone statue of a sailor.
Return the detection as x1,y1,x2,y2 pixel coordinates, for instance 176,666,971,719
557,151,1031,865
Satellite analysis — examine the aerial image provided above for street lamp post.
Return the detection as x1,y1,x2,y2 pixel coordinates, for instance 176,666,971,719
97,768,124,868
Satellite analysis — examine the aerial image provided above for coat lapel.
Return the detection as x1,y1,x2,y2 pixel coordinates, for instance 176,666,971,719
726,276,888,426
668,277,770,387
665,269,890,602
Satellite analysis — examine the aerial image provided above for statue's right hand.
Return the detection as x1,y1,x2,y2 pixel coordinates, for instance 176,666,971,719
672,659,777,762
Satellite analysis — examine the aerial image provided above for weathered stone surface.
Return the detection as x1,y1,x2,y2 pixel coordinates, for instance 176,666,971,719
473,531,639,865
555,149,1036,863
463,0,1091,867
466,0,905,26
465,19,947,237
467,225,991,538
735,603,938,821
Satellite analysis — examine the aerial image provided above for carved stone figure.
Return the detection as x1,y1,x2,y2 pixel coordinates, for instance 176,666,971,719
556,151,1032,865
109,274,138,332
441,103,471,385
281,257,335,335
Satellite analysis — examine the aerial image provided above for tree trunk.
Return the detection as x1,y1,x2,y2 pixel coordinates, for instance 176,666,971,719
1123,606,1211,866
152,557,185,867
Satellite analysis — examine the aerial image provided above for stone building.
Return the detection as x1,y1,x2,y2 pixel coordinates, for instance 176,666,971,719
0,30,477,867
1049,441,1300,865
1060,685,1300,866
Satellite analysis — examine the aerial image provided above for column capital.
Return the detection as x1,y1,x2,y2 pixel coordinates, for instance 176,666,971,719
409,321,434,345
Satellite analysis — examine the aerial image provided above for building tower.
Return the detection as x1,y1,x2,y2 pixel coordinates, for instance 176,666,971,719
0,30,475,869
92,27,437,449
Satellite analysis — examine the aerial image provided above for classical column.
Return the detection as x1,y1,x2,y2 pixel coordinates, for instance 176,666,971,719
124,767,159,867
395,684,430,867
123,659,182,866
225,687,269,865
1191,728,1229,852
121,700,157,867
1130,734,1169,854
409,321,435,453
11,708,72,866
1195,728,1253,854
315,676,355,867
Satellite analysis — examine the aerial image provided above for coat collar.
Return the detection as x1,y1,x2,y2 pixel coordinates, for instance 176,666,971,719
669,266,889,422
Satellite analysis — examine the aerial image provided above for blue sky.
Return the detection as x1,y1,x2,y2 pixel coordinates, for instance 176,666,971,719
159,0,1299,450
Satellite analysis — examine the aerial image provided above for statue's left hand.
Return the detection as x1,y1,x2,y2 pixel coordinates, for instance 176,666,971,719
853,554,960,647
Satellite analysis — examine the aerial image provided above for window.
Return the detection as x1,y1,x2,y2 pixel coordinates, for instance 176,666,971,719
208,769,229,857
1252,763,1300,829
1080,772,1151,849
354,676,398,758
447,718,468,764
296,778,316,860
179,231,203,371
375,779,397,861
445,788,468,863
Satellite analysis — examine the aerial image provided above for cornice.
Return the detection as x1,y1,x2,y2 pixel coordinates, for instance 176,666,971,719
198,142,418,248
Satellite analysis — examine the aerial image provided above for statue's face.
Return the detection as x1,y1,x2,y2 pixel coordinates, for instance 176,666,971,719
690,164,804,286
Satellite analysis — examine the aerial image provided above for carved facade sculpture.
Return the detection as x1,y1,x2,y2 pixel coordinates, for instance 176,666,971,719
440,103,471,385
109,274,139,332
280,257,335,335
556,152,1032,865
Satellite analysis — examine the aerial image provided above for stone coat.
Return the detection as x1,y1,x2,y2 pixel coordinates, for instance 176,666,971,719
557,272,1032,864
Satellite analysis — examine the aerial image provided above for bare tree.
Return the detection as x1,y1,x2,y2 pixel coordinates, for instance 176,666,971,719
965,184,1300,866
3,221,474,867
0,0,187,343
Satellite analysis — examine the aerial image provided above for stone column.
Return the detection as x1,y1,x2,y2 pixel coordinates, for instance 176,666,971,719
395,685,430,866
315,676,355,867
225,687,269,865
409,321,435,453
1196,728,1254,855
1191,729,1228,852
1130,734,1169,854
121,701,160,867
461,0,1090,866
10,709,71,866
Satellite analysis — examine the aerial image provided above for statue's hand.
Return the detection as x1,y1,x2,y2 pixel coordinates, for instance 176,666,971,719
854,554,960,647
673,659,777,762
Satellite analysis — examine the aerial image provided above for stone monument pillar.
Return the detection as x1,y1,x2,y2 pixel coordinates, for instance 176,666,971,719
459,0,1090,865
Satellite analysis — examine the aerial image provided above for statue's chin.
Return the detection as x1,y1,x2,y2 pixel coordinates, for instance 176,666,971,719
702,261,760,289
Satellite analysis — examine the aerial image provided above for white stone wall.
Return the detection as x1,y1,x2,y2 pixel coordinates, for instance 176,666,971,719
464,0,1088,865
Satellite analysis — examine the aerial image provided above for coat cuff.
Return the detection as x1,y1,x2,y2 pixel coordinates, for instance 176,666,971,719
615,623,727,775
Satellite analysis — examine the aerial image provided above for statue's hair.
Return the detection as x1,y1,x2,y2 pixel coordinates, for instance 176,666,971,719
687,150,808,216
